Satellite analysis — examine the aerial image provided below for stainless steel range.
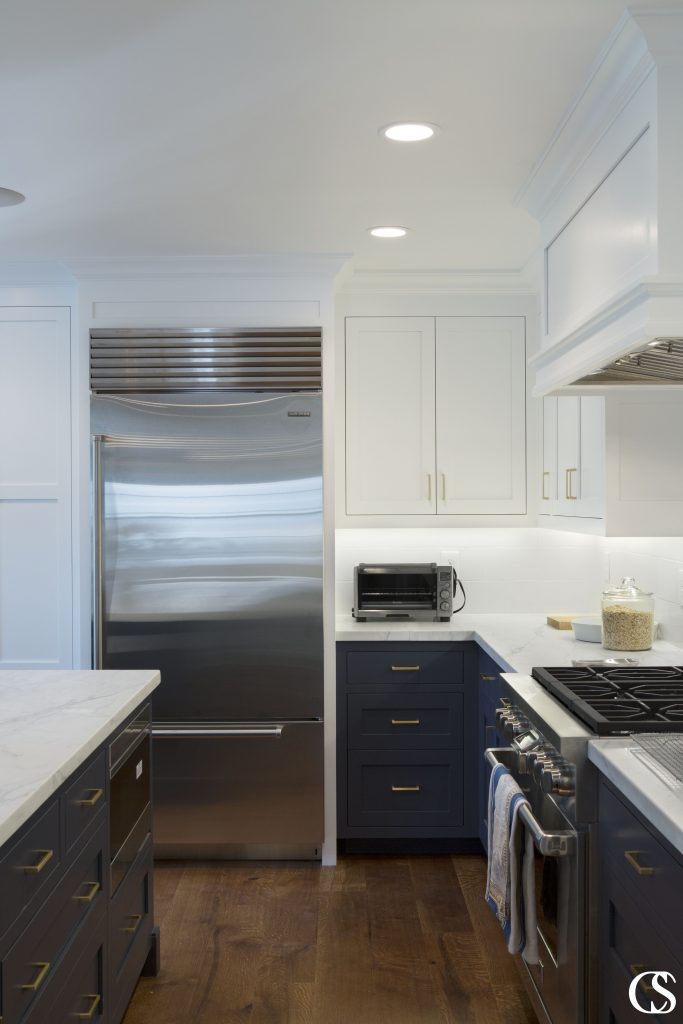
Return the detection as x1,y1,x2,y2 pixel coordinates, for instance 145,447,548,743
491,663,683,1024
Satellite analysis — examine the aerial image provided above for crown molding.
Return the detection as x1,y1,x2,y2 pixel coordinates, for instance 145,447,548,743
515,13,656,222
61,253,353,281
339,267,537,296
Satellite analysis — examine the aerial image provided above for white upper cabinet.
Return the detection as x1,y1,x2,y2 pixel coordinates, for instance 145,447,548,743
345,317,436,514
552,396,605,519
435,317,526,514
345,315,527,518
0,308,73,668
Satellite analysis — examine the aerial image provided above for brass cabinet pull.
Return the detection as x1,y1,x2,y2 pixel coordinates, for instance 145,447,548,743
76,788,103,807
542,470,550,500
441,473,447,501
391,665,420,672
624,850,654,876
427,473,432,501
480,674,497,681
391,785,420,792
20,849,53,874
566,467,578,500
75,994,101,1020
629,965,653,993
19,962,50,991
74,880,101,904
499,697,511,708
391,719,420,725
122,913,143,934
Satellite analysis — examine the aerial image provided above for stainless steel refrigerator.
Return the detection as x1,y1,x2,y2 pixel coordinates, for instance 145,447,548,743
91,331,323,858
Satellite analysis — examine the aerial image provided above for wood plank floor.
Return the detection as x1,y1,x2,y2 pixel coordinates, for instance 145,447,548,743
123,855,537,1024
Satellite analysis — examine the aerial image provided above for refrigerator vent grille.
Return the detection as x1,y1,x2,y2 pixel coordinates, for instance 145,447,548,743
90,328,322,392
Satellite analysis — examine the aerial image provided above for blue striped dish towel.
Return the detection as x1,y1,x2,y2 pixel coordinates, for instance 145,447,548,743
485,762,539,964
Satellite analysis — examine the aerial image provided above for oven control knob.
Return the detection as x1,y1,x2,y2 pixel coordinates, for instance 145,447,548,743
440,601,450,610
533,755,556,784
541,764,575,796
440,589,450,599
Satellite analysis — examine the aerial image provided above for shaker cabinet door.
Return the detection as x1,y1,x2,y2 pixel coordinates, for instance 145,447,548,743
541,396,558,515
555,395,605,519
435,316,526,514
345,317,436,514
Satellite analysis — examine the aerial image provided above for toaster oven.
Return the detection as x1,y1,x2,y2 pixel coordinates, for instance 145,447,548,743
352,563,461,621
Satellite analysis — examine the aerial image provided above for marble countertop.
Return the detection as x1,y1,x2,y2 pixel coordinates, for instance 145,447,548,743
335,613,683,675
589,738,683,855
0,669,160,848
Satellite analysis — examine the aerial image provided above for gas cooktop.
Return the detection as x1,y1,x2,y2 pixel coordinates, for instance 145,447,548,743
531,666,683,735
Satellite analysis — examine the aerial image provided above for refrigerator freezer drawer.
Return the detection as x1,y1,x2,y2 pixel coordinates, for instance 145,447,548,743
152,720,324,859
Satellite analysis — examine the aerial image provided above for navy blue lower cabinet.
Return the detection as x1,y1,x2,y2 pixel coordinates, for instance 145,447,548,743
598,776,683,1020
337,642,478,844
0,700,158,1024
476,651,507,849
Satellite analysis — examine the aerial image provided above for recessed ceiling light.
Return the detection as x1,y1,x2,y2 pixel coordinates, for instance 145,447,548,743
0,188,25,207
380,122,439,142
368,226,409,238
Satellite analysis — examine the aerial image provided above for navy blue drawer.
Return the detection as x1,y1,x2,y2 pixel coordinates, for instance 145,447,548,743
348,750,463,828
600,781,683,955
346,650,464,686
0,801,61,944
64,752,106,854
347,691,464,750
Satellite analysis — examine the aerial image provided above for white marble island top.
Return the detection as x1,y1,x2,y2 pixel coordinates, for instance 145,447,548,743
0,669,160,849
336,613,683,675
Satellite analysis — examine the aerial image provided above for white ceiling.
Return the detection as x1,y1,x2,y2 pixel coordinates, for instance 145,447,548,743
0,0,676,271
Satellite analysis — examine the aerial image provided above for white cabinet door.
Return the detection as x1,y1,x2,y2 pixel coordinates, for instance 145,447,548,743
345,317,436,514
435,317,526,514
541,396,558,514
0,308,72,667
555,395,604,519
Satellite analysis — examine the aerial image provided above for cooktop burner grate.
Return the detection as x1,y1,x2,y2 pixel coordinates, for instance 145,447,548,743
531,666,683,734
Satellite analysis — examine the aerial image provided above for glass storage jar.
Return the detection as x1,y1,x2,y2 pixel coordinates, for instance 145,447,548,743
601,577,655,651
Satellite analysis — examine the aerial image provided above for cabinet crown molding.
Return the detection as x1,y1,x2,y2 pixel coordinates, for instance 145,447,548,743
340,268,536,296
61,253,353,281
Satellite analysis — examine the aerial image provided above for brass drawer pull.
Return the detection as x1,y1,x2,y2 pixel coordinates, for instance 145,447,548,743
624,850,654,876
391,665,420,672
76,787,104,807
565,467,578,500
122,913,143,934
75,993,101,1020
74,880,101,904
630,965,653,993
20,849,54,874
391,785,420,792
480,674,497,681
391,719,420,725
19,962,50,991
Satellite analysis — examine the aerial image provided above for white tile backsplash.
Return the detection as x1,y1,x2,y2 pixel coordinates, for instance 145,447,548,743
335,527,683,641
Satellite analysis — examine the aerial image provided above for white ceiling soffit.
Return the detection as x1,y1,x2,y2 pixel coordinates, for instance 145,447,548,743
0,0,674,271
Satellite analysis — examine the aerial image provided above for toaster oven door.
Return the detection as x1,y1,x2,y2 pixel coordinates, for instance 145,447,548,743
356,569,437,613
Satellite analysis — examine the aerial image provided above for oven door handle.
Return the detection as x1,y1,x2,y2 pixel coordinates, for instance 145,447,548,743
485,748,576,857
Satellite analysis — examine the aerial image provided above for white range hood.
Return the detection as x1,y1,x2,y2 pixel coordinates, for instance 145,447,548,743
518,12,683,393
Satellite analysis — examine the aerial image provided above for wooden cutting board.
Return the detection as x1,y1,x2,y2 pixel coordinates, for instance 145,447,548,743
547,614,578,630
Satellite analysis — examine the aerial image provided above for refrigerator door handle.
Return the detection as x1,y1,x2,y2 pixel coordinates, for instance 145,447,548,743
92,435,104,670
153,726,284,738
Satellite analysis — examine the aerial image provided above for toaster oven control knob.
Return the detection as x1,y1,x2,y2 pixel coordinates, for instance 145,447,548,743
440,601,450,610
440,589,450,599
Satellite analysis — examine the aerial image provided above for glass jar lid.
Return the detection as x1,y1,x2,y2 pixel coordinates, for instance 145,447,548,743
602,576,653,598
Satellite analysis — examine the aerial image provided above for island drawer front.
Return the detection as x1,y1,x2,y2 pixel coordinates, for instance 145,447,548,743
64,752,106,853
45,917,105,1024
601,870,682,1021
346,650,464,687
599,781,683,950
348,750,464,828
1,820,105,1024
347,692,464,750
0,801,61,944
109,836,152,984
